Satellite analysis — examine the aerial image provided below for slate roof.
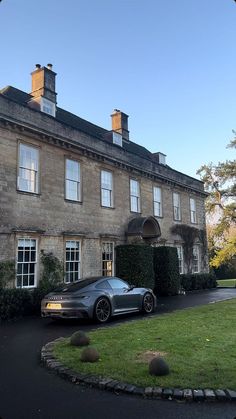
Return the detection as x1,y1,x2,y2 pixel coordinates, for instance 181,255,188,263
0,85,153,161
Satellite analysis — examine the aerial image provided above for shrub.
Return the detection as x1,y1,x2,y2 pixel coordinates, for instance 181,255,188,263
31,252,64,314
40,251,64,290
0,289,32,321
180,272,217,291
0,260,15,289
213,263,236,280
149,356,170,376
115,244,154,289
70,331,90,347
0,252,64,320
153,246,180,296
80,347,99,363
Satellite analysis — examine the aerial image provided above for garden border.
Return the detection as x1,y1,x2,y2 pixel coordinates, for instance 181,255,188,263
41,338,236,403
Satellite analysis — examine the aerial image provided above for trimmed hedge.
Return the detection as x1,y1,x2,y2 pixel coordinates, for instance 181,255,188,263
0,281,62,321
213,263,236,280
153,246,180,296
0,289,33,321
180,273,217,291
116,244,154,289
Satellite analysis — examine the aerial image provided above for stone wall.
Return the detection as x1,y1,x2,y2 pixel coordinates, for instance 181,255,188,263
0,97,208,281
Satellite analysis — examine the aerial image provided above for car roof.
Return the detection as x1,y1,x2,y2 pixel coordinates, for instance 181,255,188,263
58,276,119,293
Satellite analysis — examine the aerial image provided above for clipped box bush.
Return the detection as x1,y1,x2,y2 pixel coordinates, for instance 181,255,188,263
115,244,154,289
153,246,180,296
180,272,217,291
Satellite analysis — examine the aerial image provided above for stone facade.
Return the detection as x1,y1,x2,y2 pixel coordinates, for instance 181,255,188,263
0,65,208,288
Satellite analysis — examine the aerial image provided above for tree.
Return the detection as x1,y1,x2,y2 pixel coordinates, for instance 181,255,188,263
197,137,236,268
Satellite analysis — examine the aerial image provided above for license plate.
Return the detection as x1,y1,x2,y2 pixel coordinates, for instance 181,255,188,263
46,303,61,309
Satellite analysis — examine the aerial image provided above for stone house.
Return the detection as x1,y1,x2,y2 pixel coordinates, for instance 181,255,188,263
0,64,208,288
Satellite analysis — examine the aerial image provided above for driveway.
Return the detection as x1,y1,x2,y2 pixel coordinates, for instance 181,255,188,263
1,288,236,419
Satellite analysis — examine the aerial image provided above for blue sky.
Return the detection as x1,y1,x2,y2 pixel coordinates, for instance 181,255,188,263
1,0,236,178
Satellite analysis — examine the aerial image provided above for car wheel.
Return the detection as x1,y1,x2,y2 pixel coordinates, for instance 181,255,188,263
94,297,111,323
142,292,154,314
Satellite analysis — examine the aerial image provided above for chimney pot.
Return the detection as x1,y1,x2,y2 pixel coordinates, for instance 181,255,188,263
35,64,41,69
47,63,53,70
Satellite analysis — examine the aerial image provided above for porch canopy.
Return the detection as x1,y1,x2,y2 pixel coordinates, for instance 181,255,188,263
127,216,161,241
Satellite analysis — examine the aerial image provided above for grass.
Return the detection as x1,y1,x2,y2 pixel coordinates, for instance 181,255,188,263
53,299,236,389
217,279,236,288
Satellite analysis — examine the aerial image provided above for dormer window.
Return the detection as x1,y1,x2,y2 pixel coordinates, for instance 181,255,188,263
158,153,166,165
41,97,56,117
112,132,122,147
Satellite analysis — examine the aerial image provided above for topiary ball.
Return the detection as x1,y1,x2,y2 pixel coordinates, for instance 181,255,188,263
70,331,90,347
149,356,170,376
80,347,99,363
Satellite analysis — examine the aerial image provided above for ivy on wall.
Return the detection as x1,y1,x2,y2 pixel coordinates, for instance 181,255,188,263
171,224,207,273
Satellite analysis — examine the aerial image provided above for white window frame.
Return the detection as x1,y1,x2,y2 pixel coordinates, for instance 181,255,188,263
173,192,181,221
153,186,162,217
18,143,39,194
130,179,140,213
190,198,197,224
102,242,114,276
41,97,56,117
192,245,200,273
101,170,113,208
65,159,81,202
65,240,81,283
16,238,37,288
176,245,184,274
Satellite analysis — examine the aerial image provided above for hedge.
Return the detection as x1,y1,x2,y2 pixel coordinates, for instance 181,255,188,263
115,244,154,289
0,282,62,321
180,273,217,291
153,246,180,296
0,289,33,321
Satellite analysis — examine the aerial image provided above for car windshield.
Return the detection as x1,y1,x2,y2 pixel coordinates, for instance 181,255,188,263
56,277,101,293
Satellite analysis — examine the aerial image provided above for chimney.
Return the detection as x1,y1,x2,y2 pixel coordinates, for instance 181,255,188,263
111,109,129,141
31,63,57,104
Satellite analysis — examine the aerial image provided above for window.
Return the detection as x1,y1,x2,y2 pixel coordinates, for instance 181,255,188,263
192,245,200,273
41,97,56,117
65,241,80,283
101,170,113,207
176,245,184,274
16,239,37,288
95,280,112,290
102,242,114,276
112,132,122,147
65,159,81,201
190,198,197,224
130,179,140,212
18,143,39,193
173,192,181,221
107,278,129,290
153,186,162,217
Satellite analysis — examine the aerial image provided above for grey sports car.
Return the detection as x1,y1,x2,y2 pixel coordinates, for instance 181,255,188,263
41,276,156,323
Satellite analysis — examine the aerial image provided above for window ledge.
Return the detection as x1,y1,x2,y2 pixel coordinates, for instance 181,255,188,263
101,206,115,210
64,199,83,205
17,189,41,197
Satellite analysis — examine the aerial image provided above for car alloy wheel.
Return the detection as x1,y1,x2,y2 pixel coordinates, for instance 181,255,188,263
94,297,111,323
143,292,154,313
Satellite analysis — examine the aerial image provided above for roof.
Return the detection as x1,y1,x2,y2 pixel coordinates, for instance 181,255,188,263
0,85,207,194
0,85,153,161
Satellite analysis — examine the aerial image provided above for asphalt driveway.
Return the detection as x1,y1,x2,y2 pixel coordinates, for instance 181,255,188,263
1,288,236,419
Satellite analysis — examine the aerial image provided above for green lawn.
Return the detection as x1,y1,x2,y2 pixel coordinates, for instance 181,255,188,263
53,299,236,389
217,279,236,287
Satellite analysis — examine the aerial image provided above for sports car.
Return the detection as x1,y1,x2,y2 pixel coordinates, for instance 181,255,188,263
41,276,156,323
